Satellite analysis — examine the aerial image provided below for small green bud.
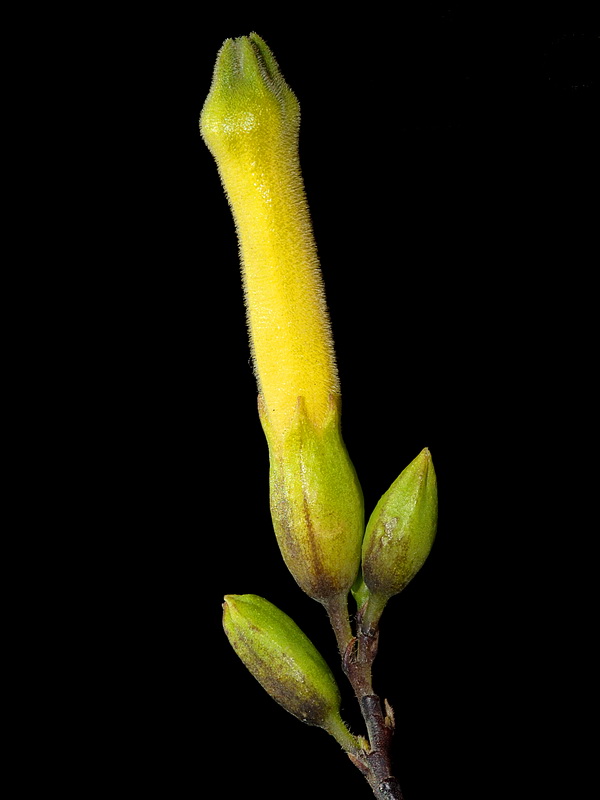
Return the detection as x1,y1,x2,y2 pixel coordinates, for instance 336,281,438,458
222,594,358,750
259,394,364,605
362,448,438,604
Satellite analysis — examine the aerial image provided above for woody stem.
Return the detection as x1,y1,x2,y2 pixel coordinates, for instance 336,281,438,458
323,594,403,800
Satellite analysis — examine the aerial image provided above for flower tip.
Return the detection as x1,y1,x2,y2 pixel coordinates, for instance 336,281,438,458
415,447,434,475
222,594,241,617
200,32,299,153
223,593,245,608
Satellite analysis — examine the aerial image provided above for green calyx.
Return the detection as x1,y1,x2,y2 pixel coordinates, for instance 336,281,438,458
361,448,438,608
222,594,358,751
259,394,364,605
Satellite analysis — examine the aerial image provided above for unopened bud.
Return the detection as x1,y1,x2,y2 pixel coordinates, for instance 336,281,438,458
222,594,358,751
361,448,438,605
201,35,364,606
200,33,338,440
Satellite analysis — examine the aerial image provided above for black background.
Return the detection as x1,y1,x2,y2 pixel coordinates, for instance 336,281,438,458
57,6,598,799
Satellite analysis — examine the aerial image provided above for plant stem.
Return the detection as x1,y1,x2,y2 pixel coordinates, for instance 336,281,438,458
323,594,404,800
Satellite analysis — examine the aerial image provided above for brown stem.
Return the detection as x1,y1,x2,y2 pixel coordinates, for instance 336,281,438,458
323,594,403,800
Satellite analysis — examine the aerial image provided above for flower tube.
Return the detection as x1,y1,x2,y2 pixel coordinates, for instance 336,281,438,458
200,34,363,604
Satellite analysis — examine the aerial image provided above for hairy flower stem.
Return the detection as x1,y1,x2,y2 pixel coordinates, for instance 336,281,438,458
323,596,404,800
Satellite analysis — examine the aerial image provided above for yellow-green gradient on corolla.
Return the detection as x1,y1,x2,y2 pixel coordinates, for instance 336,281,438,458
200,33,338,440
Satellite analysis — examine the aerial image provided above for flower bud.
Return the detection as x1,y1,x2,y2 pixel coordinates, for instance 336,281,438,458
260,394,364,604
361,448,438,604
200,33,338,440
222,594,358,750
201,34,364,604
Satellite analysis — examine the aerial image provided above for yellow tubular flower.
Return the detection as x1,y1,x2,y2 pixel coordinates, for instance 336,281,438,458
201,34,364,605
200,33,338,440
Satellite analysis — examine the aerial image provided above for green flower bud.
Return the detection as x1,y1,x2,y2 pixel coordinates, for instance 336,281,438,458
361,448,438,606
259,394,364,605
222,594,358,751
